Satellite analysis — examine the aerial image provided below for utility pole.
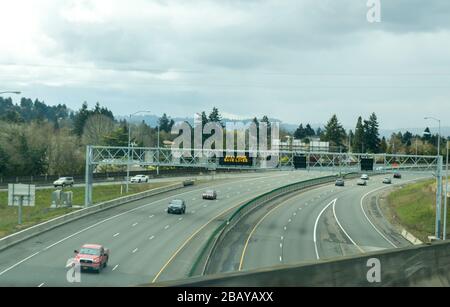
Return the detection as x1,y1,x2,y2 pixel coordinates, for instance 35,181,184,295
444,140,449,240
425,117,442,239
126,111,152,193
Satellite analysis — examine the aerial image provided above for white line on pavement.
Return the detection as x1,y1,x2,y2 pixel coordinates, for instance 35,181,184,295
314,199,337,260
332,201,365,253
112,265,119,271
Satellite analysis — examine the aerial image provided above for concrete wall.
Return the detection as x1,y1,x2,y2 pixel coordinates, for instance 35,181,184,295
0,183,184,252
158,240,450,287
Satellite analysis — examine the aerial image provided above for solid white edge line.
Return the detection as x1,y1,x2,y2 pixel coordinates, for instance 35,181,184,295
314,199,337,260
359,176,431,249
332,201,365,253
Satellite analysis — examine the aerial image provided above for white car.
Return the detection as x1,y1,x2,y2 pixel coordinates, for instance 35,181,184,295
53,177,74,188
361,174,369,180
130,175,150,183
357,179,368,186
383,178,392,184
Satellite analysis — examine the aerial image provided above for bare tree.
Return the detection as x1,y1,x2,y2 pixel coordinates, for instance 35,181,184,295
82,114,115,146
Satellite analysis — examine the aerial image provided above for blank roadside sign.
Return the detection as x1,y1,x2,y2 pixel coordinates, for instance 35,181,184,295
8,184,36,207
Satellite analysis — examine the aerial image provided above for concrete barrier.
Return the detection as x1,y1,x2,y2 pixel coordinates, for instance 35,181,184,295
401,229,423,245
157,240,450,287
0,182,184,252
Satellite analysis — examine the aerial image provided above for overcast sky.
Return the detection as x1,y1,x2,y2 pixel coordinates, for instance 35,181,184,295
1,0,450,129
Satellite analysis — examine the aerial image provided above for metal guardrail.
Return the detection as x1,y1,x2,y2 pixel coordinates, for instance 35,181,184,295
189,172,360,277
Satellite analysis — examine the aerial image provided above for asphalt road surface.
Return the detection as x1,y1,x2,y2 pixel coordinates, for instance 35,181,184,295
206,173,431,274
0,170,331,287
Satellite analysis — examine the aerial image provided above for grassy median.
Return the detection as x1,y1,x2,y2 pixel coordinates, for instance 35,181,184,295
386,179,450,242
0,182,172,239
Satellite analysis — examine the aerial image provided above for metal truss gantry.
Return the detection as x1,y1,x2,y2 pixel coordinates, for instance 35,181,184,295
84,146,443,238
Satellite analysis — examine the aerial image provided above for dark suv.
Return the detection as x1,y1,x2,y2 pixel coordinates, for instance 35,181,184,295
168,199,186,215
393,173,402,179
335,178,345,187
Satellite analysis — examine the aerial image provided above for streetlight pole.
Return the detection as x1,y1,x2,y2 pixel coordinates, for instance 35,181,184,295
126,110,152,193
444,140,449,240
425,117,442,239
157,124,160,176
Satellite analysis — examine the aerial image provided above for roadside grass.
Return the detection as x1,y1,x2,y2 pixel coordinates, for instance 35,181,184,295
386,179,450,242
0,182,172,239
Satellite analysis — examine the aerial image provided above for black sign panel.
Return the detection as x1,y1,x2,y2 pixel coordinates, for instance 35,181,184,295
293,155,307,169
219,154,254,167
361,158,374,171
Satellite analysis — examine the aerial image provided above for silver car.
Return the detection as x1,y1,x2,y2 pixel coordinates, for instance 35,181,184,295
53,177,74,188
202,190,217,200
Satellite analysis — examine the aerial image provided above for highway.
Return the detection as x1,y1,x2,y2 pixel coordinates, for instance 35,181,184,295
206,173,430,274
0,170,330,287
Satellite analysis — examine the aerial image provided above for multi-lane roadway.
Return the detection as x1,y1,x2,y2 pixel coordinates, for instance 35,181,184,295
206,173,430,274
0,170,331,287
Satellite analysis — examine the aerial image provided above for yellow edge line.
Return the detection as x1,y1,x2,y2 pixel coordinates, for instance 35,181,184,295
152,194,270,283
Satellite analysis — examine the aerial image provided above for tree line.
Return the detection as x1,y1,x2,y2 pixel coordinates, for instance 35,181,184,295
0,97,446,178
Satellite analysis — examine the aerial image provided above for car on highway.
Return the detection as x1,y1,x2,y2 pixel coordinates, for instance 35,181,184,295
168,199,186,215
357,179,368,186
335,178,345,187
73,244,109,273
361,174,369,180
130,174,150,183
202,190,218,200
383,178,392,184
393,173,402,179
53,177,74,188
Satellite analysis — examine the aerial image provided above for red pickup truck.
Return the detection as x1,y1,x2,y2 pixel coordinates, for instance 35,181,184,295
74,244,110,273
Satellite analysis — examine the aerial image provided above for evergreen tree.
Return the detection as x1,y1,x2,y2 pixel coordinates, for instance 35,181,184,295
364,113,381,153
353,116,365,153
348,129,354,152
209,107,222,124
294,124,306,139
322,114,346,147
305,124,316,137
316,127,323,138
103,125,129,147
72,102,90,136
380,137,388,153
158,113,171,133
